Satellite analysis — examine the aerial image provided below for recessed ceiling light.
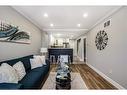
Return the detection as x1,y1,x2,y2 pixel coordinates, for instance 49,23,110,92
56,33,61,37
44,13,48,18
71,35,74,37
50,23,54,27
83,13,88,18
77,24,81,27
70,35,74,38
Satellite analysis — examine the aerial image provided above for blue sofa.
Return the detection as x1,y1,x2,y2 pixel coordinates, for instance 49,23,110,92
0,55,50,89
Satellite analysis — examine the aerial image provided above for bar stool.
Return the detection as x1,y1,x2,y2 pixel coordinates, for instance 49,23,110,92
68,55,71,64
50,55,56,64
57,56,60,64
58,55,71,64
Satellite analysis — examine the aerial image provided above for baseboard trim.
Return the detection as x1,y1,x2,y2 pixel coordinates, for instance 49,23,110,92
86,63,125,89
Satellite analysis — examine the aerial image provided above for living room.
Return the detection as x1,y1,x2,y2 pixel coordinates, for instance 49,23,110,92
0,0,127,95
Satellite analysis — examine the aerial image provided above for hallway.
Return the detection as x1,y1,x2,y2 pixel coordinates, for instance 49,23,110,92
73,56,85,64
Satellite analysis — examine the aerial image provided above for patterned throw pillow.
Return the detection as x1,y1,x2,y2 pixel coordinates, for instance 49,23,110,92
13,61,26,81
0,63,18,83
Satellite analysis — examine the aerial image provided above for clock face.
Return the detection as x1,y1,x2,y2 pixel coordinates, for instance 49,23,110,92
95,30,108,50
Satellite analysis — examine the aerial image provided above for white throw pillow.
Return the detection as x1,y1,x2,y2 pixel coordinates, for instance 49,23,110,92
0,63,18,83
34,55,46,65
30,58,43,69
13,61,26,81
39,56,46,65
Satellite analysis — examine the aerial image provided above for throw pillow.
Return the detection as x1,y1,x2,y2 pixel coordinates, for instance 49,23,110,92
30,58,43,69
13,61,26,81
34,55,46,65
0,63,18,83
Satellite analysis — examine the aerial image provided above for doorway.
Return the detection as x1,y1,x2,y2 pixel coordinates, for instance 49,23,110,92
77,38,81,55
83,38,86,62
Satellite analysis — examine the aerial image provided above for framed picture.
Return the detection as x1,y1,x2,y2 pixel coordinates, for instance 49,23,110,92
0,22,30,44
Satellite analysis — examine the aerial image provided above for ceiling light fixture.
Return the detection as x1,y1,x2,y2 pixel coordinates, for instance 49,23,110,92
70,35,74,38
77,24,81,27
83,13,88,18
56,33,61,37
44,13,48,18
50,23,54,27
71,35,74,37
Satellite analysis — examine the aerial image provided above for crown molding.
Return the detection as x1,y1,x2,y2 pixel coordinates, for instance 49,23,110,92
43,28,88,32
11,6,47,33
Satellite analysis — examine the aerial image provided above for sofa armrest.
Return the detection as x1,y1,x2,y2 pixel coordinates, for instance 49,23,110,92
46,59,50,64
0,83,23,89
45,59,50,67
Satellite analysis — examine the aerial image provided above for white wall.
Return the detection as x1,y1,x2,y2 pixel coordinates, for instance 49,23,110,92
86,7,127,88
42,31,49,48
0,6,44,61
74,39,77,56
69,39,75,49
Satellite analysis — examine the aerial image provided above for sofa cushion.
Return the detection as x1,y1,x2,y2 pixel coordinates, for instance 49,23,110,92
33,63,50,75
30,66,49,76
19,67,46,89
30,67,45,72
0,55,33,72
0,83,23,89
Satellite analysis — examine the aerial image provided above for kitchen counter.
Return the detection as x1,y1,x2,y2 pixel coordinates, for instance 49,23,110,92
48,48,73,49
48,48,73,63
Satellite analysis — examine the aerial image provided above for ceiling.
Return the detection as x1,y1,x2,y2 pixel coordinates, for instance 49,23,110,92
12,6,119,39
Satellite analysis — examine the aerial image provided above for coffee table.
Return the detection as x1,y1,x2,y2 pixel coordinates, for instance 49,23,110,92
55,63,71,89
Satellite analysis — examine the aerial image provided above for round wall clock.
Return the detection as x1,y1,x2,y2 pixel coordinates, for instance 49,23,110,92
95,30,108,50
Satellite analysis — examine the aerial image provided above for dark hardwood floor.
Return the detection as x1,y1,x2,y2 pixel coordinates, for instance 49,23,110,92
50,64,117,89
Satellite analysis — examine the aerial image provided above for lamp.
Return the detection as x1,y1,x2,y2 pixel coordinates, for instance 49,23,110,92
40,48,47,53
40,48,48,56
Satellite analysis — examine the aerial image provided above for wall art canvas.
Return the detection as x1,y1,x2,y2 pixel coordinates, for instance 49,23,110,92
95,30,108,50
0,22,30,44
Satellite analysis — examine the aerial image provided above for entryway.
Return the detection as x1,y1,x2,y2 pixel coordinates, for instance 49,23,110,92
83,38,86,62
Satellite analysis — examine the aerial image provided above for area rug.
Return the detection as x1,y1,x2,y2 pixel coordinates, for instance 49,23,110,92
42,72,87,89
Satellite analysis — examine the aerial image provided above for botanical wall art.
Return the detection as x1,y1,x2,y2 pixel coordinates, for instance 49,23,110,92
0,22,30,44
95,30,108,50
